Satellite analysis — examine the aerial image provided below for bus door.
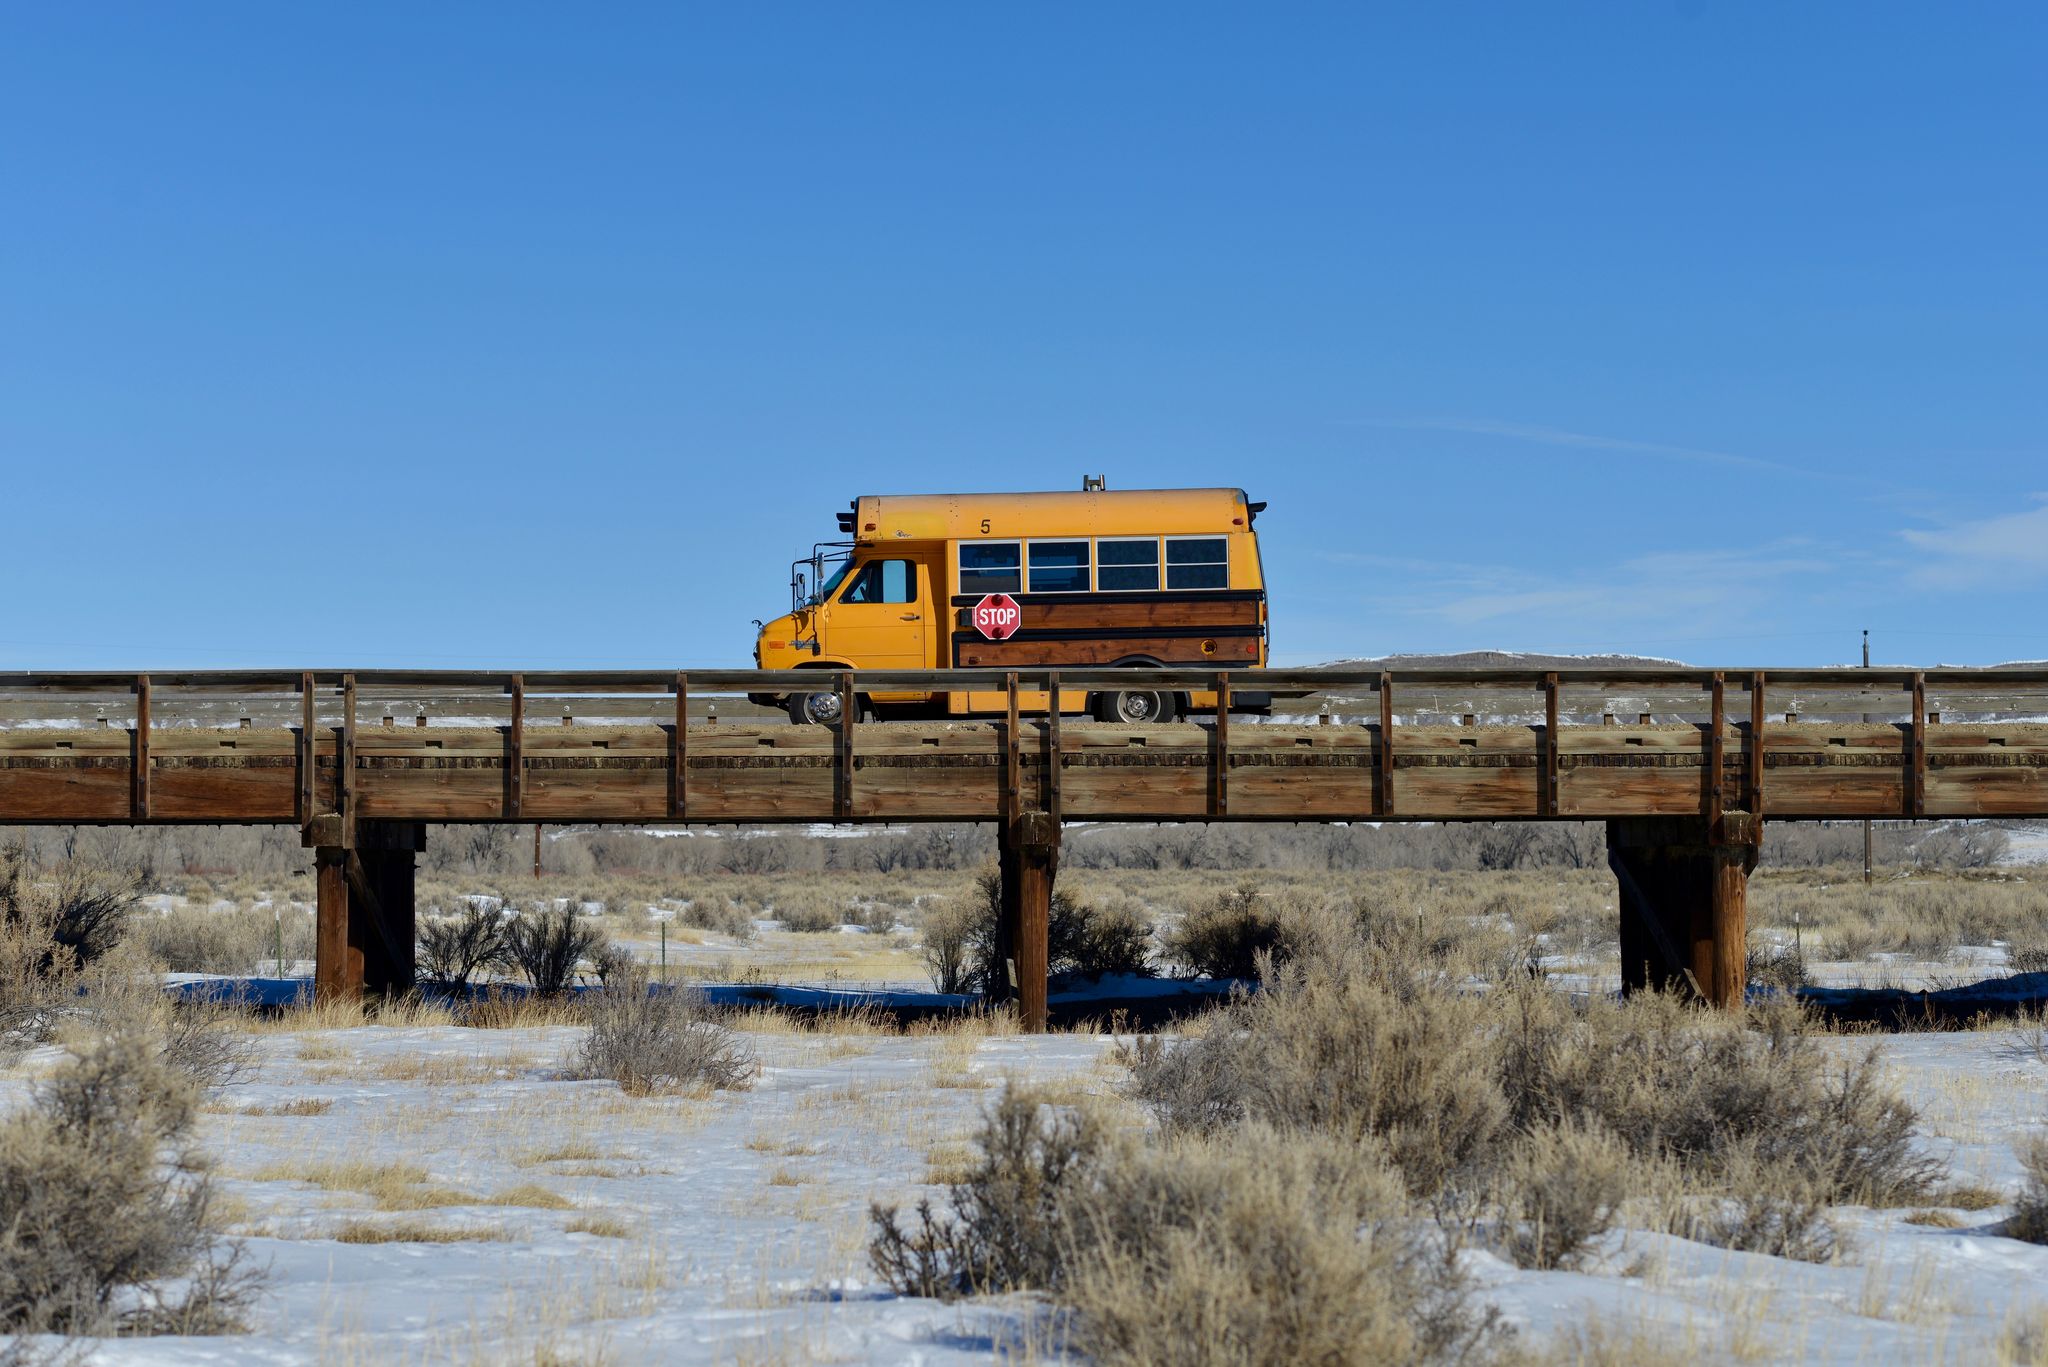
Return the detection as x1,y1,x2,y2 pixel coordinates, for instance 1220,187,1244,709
825,557,933,699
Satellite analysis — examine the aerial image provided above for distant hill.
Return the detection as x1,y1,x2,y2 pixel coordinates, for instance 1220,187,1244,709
1316,650,1688,671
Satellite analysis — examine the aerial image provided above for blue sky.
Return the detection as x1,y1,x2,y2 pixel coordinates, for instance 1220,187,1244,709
2,4,2042,670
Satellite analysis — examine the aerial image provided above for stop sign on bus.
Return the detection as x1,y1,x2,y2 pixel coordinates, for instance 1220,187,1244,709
973,593,1021,641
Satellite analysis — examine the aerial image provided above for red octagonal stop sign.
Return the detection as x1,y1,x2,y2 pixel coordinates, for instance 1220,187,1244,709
973,593,1022,641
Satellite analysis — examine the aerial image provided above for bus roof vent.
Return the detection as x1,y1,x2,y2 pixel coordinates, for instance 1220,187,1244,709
1082,475,1106,491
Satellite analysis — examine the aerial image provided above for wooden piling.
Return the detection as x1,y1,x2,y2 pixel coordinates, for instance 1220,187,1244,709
314,822,424,1002
998,811,1059,1032
1608,816,1755,1009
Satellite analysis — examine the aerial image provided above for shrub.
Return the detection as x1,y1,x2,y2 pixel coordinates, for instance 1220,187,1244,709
568,963,754,1095
504,904,607,996
1159,880,1296,980
1494,987,1942,1210
961,866,1154,993
771,887,845,933
1064,1126,1498,1367
669,897,756,941
869,1084,1111,1298
416,903,509,989
1745,935,1810,993
141,900,314,976
0,1022,260,1337
0,846,135,971
1071,894,1152,979
1125,951,1508,1199
1495,1120,1630,1270
920,896,976,994
869,1089,1502,1365
2009,1135,2048,1244
3,851,142,1055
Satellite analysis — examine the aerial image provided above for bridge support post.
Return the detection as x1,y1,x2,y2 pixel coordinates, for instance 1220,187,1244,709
311,822,424,1004
1608,816,1756,1009
996,812,1059,1032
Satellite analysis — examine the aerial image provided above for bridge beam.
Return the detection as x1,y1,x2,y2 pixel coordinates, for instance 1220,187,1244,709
312,822,424,1003
996,812,1059,1032
1608,816,1756,1009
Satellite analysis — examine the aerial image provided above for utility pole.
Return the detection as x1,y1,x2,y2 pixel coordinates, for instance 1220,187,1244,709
1859,631,1875,889
533,823,543,879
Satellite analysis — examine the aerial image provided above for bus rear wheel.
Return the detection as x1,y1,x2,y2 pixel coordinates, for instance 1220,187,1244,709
1094,687,1178,724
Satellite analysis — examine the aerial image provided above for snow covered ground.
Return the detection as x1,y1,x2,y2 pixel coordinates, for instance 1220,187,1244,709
7,1014,2048,1364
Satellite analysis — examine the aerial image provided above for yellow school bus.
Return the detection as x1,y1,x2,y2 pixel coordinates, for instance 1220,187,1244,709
753,483,1268,723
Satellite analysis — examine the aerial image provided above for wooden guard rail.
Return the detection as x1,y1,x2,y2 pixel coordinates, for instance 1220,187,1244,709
2,665,2048,829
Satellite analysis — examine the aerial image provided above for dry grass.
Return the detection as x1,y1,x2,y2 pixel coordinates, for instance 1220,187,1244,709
332,1219,514,1244
239,1098,333,1117
565,1214,633,1239
248,1159,476,1211
488,1183,575,1210
1904,1208,1967,1228
520,1142,617,1166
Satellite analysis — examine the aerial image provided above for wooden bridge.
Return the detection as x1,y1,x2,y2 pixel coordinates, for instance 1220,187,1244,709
5,665,2047,1026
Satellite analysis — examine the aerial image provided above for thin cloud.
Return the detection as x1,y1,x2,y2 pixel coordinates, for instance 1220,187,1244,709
1369,544,1844,628
1366,417,1802,475
1902,497,2048,585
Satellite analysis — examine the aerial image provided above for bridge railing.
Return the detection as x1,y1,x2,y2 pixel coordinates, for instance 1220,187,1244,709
3,666,2048,731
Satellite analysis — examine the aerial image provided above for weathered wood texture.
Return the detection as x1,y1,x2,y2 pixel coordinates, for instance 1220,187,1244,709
6,717,2048,824
5,669,2048,827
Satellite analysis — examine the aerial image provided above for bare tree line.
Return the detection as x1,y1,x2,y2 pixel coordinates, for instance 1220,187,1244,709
0,817,2010,886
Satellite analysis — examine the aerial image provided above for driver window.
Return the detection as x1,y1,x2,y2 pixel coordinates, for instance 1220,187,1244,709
840,559,917,605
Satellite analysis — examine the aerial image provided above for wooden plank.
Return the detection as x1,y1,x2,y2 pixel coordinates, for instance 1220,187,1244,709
131,674,150,820
1911,671,1927,818
298,671,315,824
968,598,1264,632
1213,671,1230,817
1005,672,1020,822
341,674,357,843
671,672,687,819
1708,672,1726,829
507,674,524,820
1378,672,1394,817
956,635,1265,668
1046,670,1062,823
1748,671,1766,818
835,672,855,819
1542,672,1559,817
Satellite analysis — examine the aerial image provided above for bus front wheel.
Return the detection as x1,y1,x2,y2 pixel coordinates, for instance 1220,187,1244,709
788,690,850,726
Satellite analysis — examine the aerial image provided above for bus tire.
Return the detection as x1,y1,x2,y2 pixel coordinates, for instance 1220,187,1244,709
1094,687,1177,725
788,689,851,726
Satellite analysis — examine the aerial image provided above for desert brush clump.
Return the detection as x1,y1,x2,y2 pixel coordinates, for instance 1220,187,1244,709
1062,1125,1498,1367
869,1084,1110,1298
955,864,1153,994
918,896,977,994
505,903,608,996
1126,906,1943,1268
2,848,141,1057
2008,1135,2048,1244
1159,879,1303,981
869,1085,1502,1365
139,899,312,976
0,1020,261,1339
415,901,510,989
567,961,755,1094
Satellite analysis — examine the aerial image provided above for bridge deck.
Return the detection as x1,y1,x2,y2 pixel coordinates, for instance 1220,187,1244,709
3,717,2047,825
8,665,2047,1020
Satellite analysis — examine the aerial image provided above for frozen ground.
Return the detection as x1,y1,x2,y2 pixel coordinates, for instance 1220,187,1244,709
6,1015,2048,1364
